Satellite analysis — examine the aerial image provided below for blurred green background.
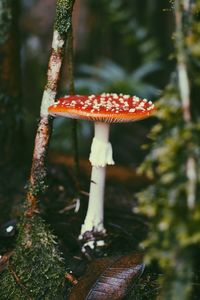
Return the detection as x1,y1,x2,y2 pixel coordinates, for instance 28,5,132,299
21,0,173,166
1,1,200,298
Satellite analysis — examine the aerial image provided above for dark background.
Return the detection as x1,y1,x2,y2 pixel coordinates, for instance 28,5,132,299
20,0,174,167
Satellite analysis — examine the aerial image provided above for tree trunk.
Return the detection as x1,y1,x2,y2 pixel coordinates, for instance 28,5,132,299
175,0,197,209
0,0,23,164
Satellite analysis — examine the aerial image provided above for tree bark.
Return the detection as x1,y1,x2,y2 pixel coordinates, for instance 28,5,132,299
0,0,23,164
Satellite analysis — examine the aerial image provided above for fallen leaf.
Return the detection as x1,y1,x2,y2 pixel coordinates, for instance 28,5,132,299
69,252,144,300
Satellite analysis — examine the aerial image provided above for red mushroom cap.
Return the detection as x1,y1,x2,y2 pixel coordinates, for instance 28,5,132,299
48,93,156,123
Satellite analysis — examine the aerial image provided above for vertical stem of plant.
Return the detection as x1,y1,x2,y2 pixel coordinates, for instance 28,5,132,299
175,0,197,208
68,27,80,193
26,0,75,216
175,0,191,122
68,28,75,95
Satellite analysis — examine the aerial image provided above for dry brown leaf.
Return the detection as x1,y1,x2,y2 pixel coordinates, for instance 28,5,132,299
69,252,144,300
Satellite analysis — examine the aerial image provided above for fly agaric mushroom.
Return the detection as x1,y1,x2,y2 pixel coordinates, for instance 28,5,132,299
48,93,155,249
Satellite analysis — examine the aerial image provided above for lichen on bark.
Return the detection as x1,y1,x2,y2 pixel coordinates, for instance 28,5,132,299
55,0,75,38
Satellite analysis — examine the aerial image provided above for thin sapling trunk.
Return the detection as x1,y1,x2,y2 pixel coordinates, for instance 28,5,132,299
67,27,80,195
26,0,75,216
175,0,197,209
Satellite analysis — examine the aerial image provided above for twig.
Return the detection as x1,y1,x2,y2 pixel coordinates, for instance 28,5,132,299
59,198,80,213
65,271,78,286
8,264,32,300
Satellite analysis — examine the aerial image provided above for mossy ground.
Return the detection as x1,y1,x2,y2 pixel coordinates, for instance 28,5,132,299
2,163,200,299
0,213,66,300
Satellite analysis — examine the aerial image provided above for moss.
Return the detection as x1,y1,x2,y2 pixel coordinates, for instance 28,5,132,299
0,214,66,299
54,0,75,38
28,167,48,197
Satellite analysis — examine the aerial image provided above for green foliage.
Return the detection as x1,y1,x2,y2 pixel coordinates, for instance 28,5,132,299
136,2,200,298
76,59,161,98
85,0,162,69
0,214,66,299
100,0,160,62
137,81,200,299
186,1,200,92
76,1,162,97
127,271,159,300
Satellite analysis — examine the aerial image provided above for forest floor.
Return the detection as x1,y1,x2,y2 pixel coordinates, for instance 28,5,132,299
0,154,199,299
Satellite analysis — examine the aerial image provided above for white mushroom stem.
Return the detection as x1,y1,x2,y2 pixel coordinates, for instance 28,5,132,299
79,122,114,238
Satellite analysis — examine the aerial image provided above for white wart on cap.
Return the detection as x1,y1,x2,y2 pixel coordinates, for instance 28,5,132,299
48,93,156,122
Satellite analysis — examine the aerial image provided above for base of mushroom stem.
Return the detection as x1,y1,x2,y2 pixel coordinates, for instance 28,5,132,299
78,229,107,253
